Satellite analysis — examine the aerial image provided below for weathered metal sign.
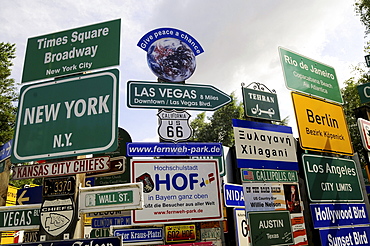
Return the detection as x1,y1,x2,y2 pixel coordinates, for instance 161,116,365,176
12,156,110,180
43,176,76,197
302,154,363,202
165,224,196,243
232,119,298,170
0,204,41,231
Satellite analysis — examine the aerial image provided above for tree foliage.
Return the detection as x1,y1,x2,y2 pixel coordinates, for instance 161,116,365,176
355,0,370,37
0,42,17,145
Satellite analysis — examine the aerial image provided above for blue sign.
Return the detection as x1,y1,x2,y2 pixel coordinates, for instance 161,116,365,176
0,139,12,162
114,228,163,243
224,184,245,207
10,237,122,246
127,142,222,157
16,186,43,205
310,203,370,228
319,226,370,246
92,216,131,228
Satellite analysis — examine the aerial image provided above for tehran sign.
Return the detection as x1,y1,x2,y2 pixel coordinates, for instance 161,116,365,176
12,69,119,163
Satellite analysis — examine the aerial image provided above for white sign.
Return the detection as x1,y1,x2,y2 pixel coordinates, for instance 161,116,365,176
12,156,110,180
233,208,250,246
132,159,223,224
157,109,193,142
79,183,144,213
40,197,74,237
358,118,370,151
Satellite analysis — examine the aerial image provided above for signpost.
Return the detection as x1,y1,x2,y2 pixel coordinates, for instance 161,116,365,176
291,92,353,155
0,204,41,231
127,81,231,111
232,119,298,170
12,69,119,163
79,183,144,213
279,47,343,104
22,19,121,83
302,154,363,202
242,87,280,121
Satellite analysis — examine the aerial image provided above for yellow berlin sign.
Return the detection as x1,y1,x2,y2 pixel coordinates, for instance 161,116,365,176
291,92,353,155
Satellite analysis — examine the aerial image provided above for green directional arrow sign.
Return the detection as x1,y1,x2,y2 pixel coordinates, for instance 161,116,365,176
127,81,232,111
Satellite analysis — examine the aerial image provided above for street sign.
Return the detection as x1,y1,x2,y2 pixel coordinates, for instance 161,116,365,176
43,176,76,197
242,87,280,121
127,81,231,110
291,92,353,155
11,237,123,246
157,109,193,142
40,197,75,237
165,225,195,243
248,210,293,246
12,69,119,163
87,156,126,177
16,186,43,205
302,154,363,202
233,208,248,246
92,216,130,228
0,140,12,162
232,119,298,170
22,19,121,83
114,228,163,243
127,142,222,157
223,184,244,207
358,118,370,151
79,183,144,213
279,47,343,104
0,204,41,231
310,203,370,228
12,156,110,180
357,82,370,104
240,169,298,183
319,226,370,246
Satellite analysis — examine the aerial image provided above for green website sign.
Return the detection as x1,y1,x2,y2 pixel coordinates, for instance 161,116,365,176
12,69,119,163
279,47,343,104
243,87,280,121
302,154,363,202
22,19,120,83
248,210,293,246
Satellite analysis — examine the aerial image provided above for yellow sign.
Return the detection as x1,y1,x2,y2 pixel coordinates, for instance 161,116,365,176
165,224,196,243
291,92,353,155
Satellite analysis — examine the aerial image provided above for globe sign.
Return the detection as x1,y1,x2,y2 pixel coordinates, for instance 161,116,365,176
147,38,196,82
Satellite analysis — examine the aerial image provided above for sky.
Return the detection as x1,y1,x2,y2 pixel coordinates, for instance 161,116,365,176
0,0,367,142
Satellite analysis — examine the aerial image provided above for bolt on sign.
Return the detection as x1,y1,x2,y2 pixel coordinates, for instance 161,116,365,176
232,119,298,170
279,47,343,104
302,154,364,202
291,92,353,155
12,69,119,163
0,204,41,231
248,210,294,246
22,19,120,83
242,87,281,121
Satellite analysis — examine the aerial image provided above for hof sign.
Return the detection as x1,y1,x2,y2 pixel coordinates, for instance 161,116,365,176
157,109,193,142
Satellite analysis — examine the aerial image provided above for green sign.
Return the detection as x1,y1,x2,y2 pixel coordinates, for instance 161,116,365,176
357,82,370,104
22,19,120,83
90,228,110,238
248,210,293,246
86,191,133,207
127,81,232,111
0,205,40,231
241,169,298,183
242,87,280,121
12,69,119,163
302,154,364,202
279,47,343,104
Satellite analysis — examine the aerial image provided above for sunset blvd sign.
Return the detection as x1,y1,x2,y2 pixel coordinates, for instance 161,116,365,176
22,19,120,83
279,47,343,104
12,69,118,163
302,154,363,202
12,156,110,180
127,81,231,110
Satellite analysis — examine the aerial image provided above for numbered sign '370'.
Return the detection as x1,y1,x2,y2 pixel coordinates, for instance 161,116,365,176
157,109,193,142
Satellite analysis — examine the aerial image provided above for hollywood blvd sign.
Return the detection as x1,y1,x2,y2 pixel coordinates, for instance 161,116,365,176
12,69,119,163
127,81,231,111
22,19,121,83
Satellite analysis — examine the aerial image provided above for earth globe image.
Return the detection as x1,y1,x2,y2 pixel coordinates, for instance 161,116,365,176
146,38,196,82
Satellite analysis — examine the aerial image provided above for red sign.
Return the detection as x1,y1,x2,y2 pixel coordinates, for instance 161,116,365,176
12,156,110,180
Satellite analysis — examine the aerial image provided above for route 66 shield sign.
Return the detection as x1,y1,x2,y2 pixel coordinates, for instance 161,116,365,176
157,109,193,142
